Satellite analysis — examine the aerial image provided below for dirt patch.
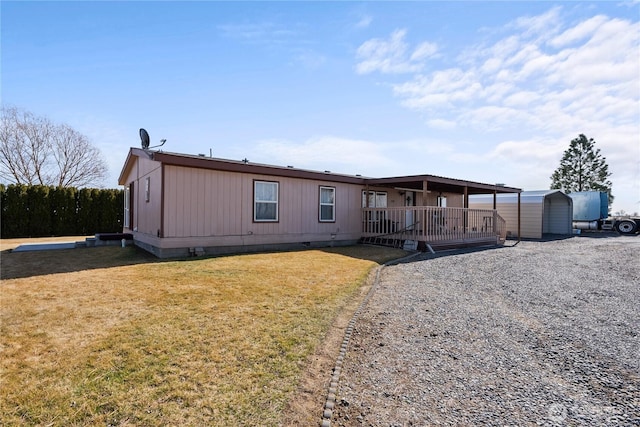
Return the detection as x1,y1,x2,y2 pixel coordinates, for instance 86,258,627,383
281,267,379,426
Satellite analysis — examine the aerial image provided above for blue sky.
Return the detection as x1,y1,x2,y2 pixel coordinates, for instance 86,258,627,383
2,1,639,213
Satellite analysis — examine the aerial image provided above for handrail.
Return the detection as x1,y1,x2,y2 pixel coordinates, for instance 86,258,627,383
361,221,420,240
362,206,504,244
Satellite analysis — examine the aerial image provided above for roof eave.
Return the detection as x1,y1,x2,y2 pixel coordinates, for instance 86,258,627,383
150,151,367,185
117,148,154,185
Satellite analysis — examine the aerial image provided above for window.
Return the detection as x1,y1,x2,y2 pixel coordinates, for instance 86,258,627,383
145,177,150,202
362,191,387,207
254,181,278,221
319,186,335,222
362,190,388,223
437,195,447,207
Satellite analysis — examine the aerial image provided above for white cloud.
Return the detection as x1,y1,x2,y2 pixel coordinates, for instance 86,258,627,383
394,68,482,109
503,90,541,107
510,6,563,40
249,135,481,179
549,15,608,47
426,118,457,130
355,29,438,74
253,136,395,173
355,15,373,29
354,6,640,211
218,22,297,43
488,139,563,165
390,10,639,137
410,41,438,61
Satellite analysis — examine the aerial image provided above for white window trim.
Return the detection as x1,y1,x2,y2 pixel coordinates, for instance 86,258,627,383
319,186,336,222
254,180,279,222
124,185,130,228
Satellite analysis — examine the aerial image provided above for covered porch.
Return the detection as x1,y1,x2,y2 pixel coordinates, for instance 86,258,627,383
360,174,521,250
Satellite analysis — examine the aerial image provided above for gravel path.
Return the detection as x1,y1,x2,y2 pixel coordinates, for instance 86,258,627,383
332,235,640,426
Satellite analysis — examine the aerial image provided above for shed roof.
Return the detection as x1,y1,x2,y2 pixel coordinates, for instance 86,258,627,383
470,189,570,203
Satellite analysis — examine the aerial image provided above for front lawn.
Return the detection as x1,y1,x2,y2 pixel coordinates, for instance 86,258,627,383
0,243,405,426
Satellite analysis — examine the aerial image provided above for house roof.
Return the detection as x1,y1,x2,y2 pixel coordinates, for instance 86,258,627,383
118,148,521,194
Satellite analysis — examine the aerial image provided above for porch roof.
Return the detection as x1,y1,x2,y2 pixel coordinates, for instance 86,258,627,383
364,174,521,195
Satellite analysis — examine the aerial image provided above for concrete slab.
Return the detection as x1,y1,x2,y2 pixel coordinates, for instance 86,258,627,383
12,242,78,252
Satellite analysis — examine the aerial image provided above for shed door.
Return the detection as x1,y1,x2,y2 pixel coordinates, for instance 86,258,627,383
544,197,570,234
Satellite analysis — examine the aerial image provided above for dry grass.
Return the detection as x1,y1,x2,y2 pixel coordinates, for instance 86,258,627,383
0,240,406,426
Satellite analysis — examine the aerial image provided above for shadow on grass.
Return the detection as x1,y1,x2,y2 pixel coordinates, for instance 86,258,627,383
13,234,617,280
1,246,160,280
2,244,412,280
319,245,410,265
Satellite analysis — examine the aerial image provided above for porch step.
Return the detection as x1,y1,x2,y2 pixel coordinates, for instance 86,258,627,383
361,236,406,249
403,240,418,251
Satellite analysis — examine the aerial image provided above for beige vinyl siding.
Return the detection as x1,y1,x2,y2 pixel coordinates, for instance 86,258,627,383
162,165,363,244
413,192,463,208
364,189,462,208
164,166,244,238
121,155,162,237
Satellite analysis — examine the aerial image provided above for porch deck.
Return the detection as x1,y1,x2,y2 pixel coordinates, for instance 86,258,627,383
362,206,507,250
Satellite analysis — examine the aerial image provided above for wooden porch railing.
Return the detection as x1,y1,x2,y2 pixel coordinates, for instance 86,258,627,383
362,206,507,246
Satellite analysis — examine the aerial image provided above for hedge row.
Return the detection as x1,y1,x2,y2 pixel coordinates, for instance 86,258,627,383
0,184,124,238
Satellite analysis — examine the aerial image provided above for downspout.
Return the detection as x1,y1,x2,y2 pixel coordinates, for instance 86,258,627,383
160,163,165,238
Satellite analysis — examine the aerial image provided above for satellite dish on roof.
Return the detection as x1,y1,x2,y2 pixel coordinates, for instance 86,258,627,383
140,128,150,149
140,128,167,150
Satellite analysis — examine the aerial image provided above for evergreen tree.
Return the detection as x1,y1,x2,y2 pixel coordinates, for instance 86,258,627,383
550,134,613,205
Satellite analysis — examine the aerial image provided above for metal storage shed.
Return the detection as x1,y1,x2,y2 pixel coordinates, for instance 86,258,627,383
469,190,573,239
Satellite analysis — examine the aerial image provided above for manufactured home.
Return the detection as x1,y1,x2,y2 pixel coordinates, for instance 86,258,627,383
469,190,573,239
118,148,521,257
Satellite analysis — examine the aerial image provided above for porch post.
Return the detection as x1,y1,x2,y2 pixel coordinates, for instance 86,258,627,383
422,180,428,205
463,186,469,235
493,190,497,210
517,191,522,242
422,180,429,241
365,184,369,207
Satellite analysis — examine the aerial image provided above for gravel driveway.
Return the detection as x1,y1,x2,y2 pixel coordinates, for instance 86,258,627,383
331,235,639,426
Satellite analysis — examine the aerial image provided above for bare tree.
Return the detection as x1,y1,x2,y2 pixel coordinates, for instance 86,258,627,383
0,106,107,187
